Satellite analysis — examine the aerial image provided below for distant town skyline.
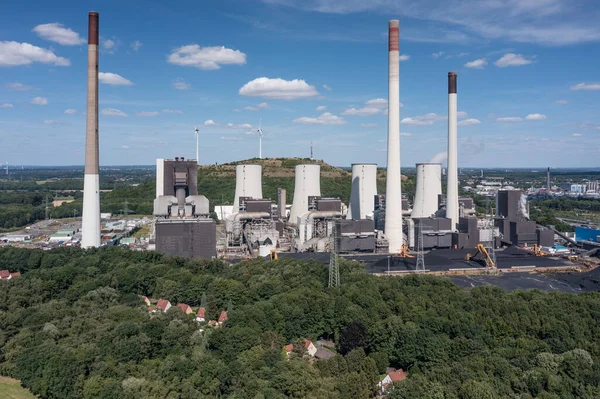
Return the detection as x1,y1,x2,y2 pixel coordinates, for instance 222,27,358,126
1,0,599,167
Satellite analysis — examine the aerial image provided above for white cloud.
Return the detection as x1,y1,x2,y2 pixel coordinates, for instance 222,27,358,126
555,100,568,104
162,109,184,114
0,41,70,67
101,108,128,117
263,1,600,46
244,106,258,111
572,133,582,137
495,53,534,67
239,77,319,100
226,122,253,129
99,72,133,86
135,111,159,117
496,117,523,122
432,52,445,58
0,103,14,108
167,45,246,70
243,103,269,111
323,84,332,91
399,54,410,61
342,98,390,116
401,113,445,125
457,111,468,119
233,109,240,112
365,98,388,108
30,97,47,105
121,145,130,149
44,120,59,124
131,41,143,51
570,83,600,91
464,58,487,69
360,123,378,128
342,107,382,116
204,119,217,126
400,132,413,136
293,112,346,125
458,118,481,126
525,113,547,120
32,23,84,45
316,105,327,111
103,39,115,50
64,109,77,114
6,82,33,91
172,79,190,90
221,136,243,141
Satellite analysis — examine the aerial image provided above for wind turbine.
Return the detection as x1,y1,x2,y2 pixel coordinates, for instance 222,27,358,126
257,118,263,159
194,126,199,165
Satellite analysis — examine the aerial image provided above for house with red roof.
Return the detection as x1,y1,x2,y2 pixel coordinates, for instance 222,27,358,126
0,270,19,280
379,369,407,392
141,296,151,306
217,311,228,326
155,299,172,313
284,339,317,358
177,303,193,315
195,307,206,323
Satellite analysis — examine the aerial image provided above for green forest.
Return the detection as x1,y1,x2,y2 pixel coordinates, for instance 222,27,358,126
1,247,600,398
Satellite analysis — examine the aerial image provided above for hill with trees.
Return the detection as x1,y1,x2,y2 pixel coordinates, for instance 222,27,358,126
1,246,600,398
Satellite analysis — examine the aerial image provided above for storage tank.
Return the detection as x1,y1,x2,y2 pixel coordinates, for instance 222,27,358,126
289,164,321,224
412,163,442,218
348,163,378,220
233,164,263,211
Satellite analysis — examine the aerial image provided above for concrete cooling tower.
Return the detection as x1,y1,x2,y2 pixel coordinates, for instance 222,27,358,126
411,163,442,218
348,163,378,220
289,164,321,224
233,164,263,211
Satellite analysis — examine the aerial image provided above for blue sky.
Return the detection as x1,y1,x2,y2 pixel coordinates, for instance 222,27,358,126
0,0,599,167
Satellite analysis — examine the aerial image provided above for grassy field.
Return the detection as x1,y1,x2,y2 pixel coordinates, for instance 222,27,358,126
0,377,37,399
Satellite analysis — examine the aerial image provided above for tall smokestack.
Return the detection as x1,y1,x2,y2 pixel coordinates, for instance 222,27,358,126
385,20,403,253
546,167,551,193
81,11,101,248
445,72,459,230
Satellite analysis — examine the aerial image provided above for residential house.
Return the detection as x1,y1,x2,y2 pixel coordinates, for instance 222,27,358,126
0,270,12,280
284,339,318,358
217,311,228,326
155,299,171,313
177,303,193,315
208,320,217,327
141,296,151,306
196,307,206,323
379,369,407,392
314,347,335,360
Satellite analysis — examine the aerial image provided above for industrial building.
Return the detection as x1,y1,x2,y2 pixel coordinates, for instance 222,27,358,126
153,157,216,259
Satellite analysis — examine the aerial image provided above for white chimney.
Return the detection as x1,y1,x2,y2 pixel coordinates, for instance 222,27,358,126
233,164,263,210
156,158,165,198
81,12,101,249
445,72,459,229
289,164,321,224
412,163,442,218
348,163,378,220
385,20,403,253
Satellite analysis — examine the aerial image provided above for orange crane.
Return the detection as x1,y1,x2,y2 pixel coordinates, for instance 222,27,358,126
393,244,414,258
465,244,496,268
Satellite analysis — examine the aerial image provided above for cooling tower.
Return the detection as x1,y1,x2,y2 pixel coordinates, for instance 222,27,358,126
384,20,403,253
289,164,321,224
233,164,263,210
81,11,101,249
412,163,442,218
445,72,459,230
348,163,378,220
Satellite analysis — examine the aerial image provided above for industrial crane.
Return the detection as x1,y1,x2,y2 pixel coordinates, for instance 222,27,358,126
465,244,496,268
